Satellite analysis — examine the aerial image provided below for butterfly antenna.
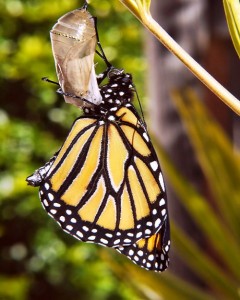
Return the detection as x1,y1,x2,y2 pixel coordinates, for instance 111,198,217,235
42,77,60,86
42,77,102,109
133,84,146,127
56,89,102,109
82,1,88,9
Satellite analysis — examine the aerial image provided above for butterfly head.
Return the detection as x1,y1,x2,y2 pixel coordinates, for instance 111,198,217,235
108,67,133,87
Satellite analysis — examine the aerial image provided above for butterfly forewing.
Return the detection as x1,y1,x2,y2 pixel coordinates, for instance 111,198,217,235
39,102,167,248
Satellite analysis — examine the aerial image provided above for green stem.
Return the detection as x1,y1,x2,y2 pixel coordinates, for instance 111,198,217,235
120,0,240,115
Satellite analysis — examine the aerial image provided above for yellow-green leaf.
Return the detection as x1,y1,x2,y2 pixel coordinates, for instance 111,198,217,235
223,0,240,58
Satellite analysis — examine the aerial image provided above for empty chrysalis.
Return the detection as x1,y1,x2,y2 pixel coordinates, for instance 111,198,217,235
50,5,102,107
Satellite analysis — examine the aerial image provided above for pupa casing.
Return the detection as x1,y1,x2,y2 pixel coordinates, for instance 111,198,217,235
50,7,102,107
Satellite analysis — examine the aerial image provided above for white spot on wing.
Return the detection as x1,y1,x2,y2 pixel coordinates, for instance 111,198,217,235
161,209,166,216
66,225,73,231
147,262,151,268
150,161,158,171
159,198,165,206
143,132,149,142
129,250,134,256
106,233,113,238
155,218,161,228
108,115,115,121
134,255,139,261
148,254,154,261
83,226,89,232
43,199,49,207
45,183,50,190
48,193,54,201
159,173,165,192
60,216,65,222
127,233,134,237
136,232,142,238
76,231,83,238
100,238,108,244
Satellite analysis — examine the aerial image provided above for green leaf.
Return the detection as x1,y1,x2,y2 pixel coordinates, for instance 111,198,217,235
102,249,215,300
169,90,240,279
154,134,240,281
172,225,240,299
173,90,240,237
223,0,240,58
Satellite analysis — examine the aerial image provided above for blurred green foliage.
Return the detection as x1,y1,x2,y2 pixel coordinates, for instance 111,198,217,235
1,0,240,299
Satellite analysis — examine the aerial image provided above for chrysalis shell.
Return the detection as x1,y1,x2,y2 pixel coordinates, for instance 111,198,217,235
50,7,102,107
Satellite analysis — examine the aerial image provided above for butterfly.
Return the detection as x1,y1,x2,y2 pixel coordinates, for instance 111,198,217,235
27,3,170,272
27,67,170,271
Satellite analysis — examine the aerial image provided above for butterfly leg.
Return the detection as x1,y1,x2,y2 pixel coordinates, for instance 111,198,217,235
56,88,98,107
42,77,60,86
81,1,88,10
92,16,114,85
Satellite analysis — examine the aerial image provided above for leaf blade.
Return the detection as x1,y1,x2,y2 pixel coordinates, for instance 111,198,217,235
223,0,240,58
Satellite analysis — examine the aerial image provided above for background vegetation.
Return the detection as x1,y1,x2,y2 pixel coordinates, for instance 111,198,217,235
1,0,240,299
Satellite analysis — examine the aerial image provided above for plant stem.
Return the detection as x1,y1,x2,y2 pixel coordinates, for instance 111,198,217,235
120,0,240,116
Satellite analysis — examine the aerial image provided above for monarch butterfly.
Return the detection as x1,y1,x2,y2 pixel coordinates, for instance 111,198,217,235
50,4,102,107
27,67,170,271
27,2,170,271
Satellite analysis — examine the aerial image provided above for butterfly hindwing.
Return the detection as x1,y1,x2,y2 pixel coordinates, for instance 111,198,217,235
117,216,170,271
